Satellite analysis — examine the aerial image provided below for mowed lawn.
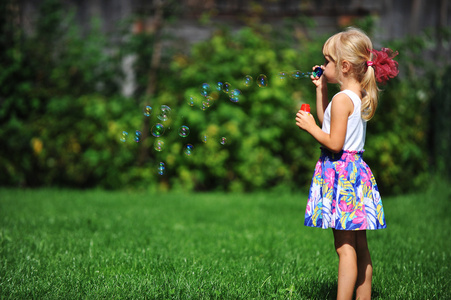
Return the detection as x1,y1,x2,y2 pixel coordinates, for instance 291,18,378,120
1,183,450,299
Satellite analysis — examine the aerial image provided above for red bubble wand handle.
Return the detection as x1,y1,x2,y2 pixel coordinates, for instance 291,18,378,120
300,104,310,114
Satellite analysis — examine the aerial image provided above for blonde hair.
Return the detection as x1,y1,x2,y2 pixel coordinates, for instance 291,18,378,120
322,28,379,120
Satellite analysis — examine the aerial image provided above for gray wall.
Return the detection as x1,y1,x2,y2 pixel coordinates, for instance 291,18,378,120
19,0,450,43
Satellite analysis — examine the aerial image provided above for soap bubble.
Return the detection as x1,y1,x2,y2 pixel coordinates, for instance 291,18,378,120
143,106,152,117
222,82,231,94
291,70,310,79
187,95,195,107
157,162,165,175
184,144,194,156
178,125,190,137
120,131,128,143
134,130,142,143
256,74,268,88
157,105,172,122
206,96,214,106
200,83,211,97
151,123,165,137
202,134,208,143
243,75,253,87
229,89,242,103
200,101,208,110
200,96,214,111
291,70,302,79
278,71,288,81
154,139,165,152
216,81,224,92
220,137,227,145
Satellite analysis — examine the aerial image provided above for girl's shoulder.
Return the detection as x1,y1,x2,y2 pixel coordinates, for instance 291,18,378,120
330,92,354,117
333,90,362,109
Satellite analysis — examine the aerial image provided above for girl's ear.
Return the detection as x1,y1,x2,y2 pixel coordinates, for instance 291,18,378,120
341,60,351,74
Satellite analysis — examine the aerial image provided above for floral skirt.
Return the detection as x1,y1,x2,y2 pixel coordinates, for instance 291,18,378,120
304,149,386,230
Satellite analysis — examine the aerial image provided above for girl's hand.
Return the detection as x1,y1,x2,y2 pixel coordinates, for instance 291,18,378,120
311,65,326,89
295,109,316,132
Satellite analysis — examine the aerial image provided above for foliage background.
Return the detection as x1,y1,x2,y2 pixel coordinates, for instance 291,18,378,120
1,0,450,194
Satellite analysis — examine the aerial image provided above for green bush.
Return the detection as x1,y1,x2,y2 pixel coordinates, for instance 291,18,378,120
0,0,125,188
1,0,449,194
365,30,451,193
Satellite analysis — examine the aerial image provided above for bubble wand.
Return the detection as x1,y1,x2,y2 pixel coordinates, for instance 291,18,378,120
298,67,323,114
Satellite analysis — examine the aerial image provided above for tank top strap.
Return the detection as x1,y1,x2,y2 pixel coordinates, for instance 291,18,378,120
338,90,361,114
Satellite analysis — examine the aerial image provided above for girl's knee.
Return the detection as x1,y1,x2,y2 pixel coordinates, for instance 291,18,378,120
335,243,357,258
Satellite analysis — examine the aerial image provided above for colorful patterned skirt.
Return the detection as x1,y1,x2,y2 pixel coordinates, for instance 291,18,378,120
304,148,386,230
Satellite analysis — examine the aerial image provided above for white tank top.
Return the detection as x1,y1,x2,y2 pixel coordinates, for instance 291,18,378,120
321,90,367,151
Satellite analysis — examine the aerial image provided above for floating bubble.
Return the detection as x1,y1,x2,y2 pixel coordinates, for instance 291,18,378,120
278,71,288,81
120,131,128,143
157,162,165,175
206,96,214,106
143,106,152,117
291,70,309,79
200,101,209,111
187,95,195,107
178,125,190,138
230,89,242,103
216,81,224,92
154,139,165,152
220,137,227,145
222,82,231,94
202,134,208,143
134,130,142,143
151,123,165,137
243,75,253,87
157,105,172,122
200,96,214,111
200,83,211,97
256,74,268,88
291,70,301,79
290,68,323,79
184,144,194,156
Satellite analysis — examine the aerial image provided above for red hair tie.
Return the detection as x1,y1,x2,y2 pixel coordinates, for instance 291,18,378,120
369,48,399,84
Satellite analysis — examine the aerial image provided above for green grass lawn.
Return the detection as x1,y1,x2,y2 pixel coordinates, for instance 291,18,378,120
1,182,450,299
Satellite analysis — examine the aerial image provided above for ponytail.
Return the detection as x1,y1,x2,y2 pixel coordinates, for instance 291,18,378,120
361,59,380,120
362,48,399,120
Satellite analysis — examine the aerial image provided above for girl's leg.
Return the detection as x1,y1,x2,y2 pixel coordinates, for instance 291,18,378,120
355,231,372,300
333,229,358,300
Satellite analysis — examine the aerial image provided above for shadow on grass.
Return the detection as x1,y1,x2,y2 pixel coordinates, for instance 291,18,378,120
298,279,337,299
301,280,382,299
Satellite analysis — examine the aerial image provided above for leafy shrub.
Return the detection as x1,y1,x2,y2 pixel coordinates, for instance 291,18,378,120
0,0,125,187
1,0,449,194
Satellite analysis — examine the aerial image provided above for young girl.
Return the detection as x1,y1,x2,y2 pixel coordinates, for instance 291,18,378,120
295,28,399,300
